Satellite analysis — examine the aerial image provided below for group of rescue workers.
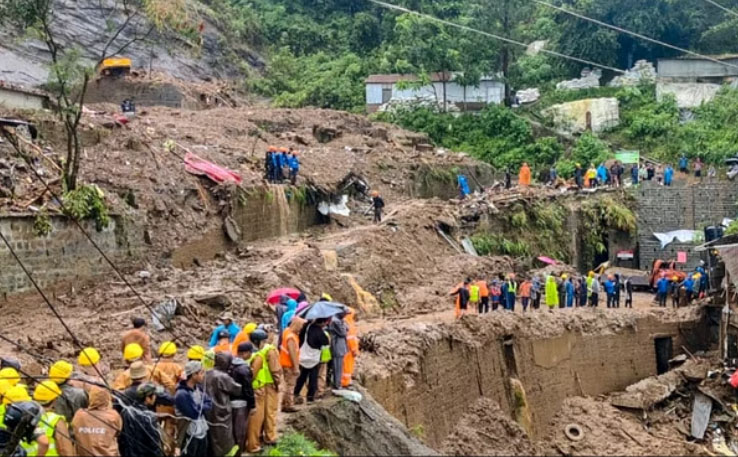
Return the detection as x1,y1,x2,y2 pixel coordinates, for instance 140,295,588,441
264,146,300,184
451,264,710,317
0,293,358,457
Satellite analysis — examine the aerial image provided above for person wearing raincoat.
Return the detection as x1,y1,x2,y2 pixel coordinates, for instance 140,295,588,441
341,308,359,388
519,163,531,187
545,276,559,309
281,299,298,333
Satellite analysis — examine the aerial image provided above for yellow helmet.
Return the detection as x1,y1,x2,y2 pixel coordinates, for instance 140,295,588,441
588,271,595,277
561,274,568,279
3,385,30,405
243,323,258,335
49,360,73,383
672,276,679,281
0,380,10,398
320,293,333,301
158,341,177,357
78,347,101,367
0,368,20,387
33,380,62,404
123,343,144,362
187,345,206,361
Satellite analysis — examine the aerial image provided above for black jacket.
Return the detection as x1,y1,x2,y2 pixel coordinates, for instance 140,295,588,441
118,401,164,457
230,358,256,410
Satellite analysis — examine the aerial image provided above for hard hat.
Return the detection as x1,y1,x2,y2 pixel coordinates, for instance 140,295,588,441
562,274,568,279
268,146,276,152
320,293,333,301
249,329,268,345
78,347,100,367
187,345,206,361
123,343,144,362
280,147,288,152
158,341,177,357
49,361,73,383
243,323,258,335
0,368,20,387
202,350,216,371
3,386,30,405
672,276,679,281
292,150,299,156
576,163,581,167
0,380,10,398
588,271,595,277
33,380,61,404
371,191,379,197
693,273,701,280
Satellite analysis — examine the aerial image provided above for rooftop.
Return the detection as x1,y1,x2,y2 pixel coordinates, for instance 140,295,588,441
660,53,738,62
365,71,499,84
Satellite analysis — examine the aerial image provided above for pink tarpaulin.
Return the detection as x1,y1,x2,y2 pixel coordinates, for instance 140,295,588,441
537,256,558,265
184,152,242,185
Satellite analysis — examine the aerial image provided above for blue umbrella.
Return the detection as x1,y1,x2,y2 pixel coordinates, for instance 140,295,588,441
296,301,347,320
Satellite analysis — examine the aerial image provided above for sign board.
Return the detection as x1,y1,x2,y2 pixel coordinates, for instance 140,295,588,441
616,150,640,164
677,251,687,264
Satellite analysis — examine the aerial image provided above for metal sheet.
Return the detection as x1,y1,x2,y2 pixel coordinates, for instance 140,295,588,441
691,392,712,440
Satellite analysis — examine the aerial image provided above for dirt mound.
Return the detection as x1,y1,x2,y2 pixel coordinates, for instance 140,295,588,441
543,396,709,456
441,398,543,456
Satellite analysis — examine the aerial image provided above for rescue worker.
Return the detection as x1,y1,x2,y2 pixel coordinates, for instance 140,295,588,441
288,149,300,185
113,343,176,392
664,164,674,186
265,146,275,182
118,383,165,457
187,345,206,362
71,347,106,392
49,360,88,422
597,163,608,186
317,326,331,398
697,264,709,297
231,322,258,356
670,275,681,308
4,386,50,456
558,275,567,309
230,343,255,453
0,367,20,387
519,278,532,312
269,147,280,182
213,330,232,354
505,167,512,189
209,312,241,348
204,352,241,457
468,281,480,314
624,276,634,308
71,387,122,457
342,308,359,388
121,362,149,402
505,274,517,312
684,274,696,302
457,174,470,199
477,278,490,314
531,277,541,310
371,191,385,224
586,164,597,188
174,362,212,457
574,163,583,189
280,317,305,412
328,313,348,390
565,276,575,308
31,380,75,456
157,342,183,456
120,317,151,363
545,275,559,310
450,280,470,319
246,329,282,454
577,277,588,307
590,273,600,307
604,275,616,308
519,162,531,187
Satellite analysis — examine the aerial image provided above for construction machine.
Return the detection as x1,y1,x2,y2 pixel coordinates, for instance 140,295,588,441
97,56,132,77
649,259,687,288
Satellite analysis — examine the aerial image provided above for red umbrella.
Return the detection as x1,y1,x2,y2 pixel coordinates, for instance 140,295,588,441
266,288,301,305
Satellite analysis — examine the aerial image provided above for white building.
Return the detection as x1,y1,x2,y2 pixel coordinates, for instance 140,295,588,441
364,72,504,113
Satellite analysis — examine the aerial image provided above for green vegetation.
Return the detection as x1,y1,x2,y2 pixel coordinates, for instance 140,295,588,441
580,197,636,265
726,220,738,236
63,184,110,231
33,211,52,237
471,234,531,258
261,433,336,457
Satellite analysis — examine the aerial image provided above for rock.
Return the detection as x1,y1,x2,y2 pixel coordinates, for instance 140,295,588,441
517,88,540,104
556,68,602,91
609,60,657,87
312,125,341,143
194,293,231,310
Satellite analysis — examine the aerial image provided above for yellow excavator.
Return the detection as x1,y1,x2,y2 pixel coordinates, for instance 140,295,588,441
97,56,132,77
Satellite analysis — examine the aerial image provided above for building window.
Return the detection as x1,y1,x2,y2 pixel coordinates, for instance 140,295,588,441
382,87,392,103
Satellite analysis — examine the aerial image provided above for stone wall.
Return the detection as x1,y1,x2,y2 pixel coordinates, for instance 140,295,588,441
634,180,738,270
362,312,709,449
407,163,496,199
171,185,324,268
0,214,142,296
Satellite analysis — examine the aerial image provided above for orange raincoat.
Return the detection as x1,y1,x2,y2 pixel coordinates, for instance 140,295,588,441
341,309,359,387
519,164,531,187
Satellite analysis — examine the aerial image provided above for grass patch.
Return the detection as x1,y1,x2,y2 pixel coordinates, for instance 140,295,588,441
261,433,335,457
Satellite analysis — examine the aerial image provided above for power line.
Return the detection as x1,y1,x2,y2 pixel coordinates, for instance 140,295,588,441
699,0,738,18
366,0,627,74
534,0,738,71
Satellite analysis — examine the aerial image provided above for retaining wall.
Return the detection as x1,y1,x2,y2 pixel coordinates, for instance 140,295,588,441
407,163,496,199
0,214,142,296
363,312,709,449
634,180,738,270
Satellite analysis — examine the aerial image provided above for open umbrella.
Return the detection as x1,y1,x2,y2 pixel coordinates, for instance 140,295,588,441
297,301,347,321
537,256,558,265
266,288,301,305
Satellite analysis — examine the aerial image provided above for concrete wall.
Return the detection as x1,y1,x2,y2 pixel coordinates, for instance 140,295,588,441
634,180,738,270
545,97,620,133
0,214,142,296
657,58,738,79
363,313,709,449
0,87,48,110
656,81,723,108
171,185,324,268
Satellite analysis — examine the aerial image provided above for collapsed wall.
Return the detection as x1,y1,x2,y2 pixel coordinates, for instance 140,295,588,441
358,308,710,450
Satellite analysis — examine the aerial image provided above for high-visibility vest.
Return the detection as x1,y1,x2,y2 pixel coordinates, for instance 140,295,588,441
586,277,594,296
469,285,480,302
23,411,63,456
279,330,298,368
321,331,332,363
508,282,517,294
250,345,275,389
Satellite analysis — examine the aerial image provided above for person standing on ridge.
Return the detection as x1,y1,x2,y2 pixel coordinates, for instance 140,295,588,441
519,162,531,187
656,273,669,307
477,278,490,314
664,164,674,186
451,280,471,319
545,275,559,310
371,191,385,224
679,154,688,173
574,163,583,189
457,174,470,199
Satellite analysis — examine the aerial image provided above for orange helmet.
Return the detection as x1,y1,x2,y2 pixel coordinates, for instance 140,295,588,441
268,146,276,152
292,150,299,156
280,147,288,152
371,190,379,197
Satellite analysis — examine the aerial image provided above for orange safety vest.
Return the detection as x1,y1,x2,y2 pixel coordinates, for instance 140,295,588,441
279,328,299,369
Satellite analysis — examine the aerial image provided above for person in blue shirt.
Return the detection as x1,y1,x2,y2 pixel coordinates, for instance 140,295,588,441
276,148,288,182
208,312,241,348
565,277,575,308
656,274,669,307
664,164,674,186
288,149,300,185
696,264,709,296
679,154,688,173
604,275,616,308
457,174,470,199
631,164,639,186
269,150,280,182
682,275,695,303
597,163,608,186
